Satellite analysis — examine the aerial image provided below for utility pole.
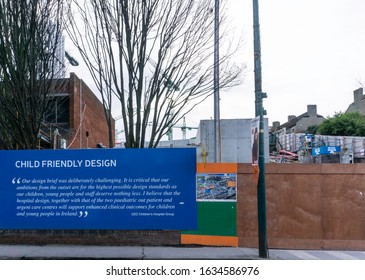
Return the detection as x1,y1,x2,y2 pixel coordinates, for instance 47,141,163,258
214,0,221,162
253,0,268,258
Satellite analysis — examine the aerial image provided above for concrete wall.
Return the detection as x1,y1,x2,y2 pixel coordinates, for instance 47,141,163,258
237,163,365,250
195,119,270,163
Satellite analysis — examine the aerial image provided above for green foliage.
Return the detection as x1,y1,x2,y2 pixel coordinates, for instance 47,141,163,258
317,112,365,136
306,125,319,135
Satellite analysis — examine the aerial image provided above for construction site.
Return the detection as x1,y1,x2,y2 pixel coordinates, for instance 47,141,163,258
270,133,365,164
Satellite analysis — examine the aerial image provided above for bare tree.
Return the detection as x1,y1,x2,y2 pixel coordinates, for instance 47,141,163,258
66,0,244,148
0,0,66,149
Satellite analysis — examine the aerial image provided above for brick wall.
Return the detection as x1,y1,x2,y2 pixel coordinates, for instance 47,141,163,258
68,73,114,149
0,230,180,246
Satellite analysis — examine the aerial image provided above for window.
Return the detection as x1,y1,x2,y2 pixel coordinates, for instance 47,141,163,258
44,93,69,125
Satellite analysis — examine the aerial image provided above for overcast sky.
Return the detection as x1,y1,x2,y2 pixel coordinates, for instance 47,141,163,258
215,0,365,124
69,0,365,140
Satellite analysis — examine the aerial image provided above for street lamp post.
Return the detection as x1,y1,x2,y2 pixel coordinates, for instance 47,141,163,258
214,0,221,163
252,0,269,259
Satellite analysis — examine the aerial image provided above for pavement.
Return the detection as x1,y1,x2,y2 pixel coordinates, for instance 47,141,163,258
1,245,365,260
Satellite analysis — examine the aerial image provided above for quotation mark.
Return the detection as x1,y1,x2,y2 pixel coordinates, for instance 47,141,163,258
12,177,21,184
79,211,89,218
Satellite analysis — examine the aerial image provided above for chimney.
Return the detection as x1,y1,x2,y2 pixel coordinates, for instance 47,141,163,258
354,88,363,104
272,121,280,130
288,115,296,122
307,104,317,117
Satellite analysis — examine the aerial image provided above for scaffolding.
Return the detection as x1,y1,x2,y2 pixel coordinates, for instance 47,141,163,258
272,133,365,163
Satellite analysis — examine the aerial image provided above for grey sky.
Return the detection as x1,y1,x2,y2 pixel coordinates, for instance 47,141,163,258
187,0,365,135
69,0,365,140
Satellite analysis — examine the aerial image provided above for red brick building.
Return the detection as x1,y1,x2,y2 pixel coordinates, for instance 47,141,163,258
42,72,115,149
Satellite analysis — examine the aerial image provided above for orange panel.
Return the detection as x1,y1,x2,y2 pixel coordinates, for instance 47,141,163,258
197,163,238,174
181,234,238,247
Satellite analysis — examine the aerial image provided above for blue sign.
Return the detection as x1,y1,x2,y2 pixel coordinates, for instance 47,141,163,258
312,146,341,156
0,148,197,230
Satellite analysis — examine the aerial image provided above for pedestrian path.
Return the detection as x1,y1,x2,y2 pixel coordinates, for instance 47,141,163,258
268,249,365,260
0,245,365,260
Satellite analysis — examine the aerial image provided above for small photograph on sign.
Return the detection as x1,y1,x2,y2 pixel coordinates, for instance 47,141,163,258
196,173,237,202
